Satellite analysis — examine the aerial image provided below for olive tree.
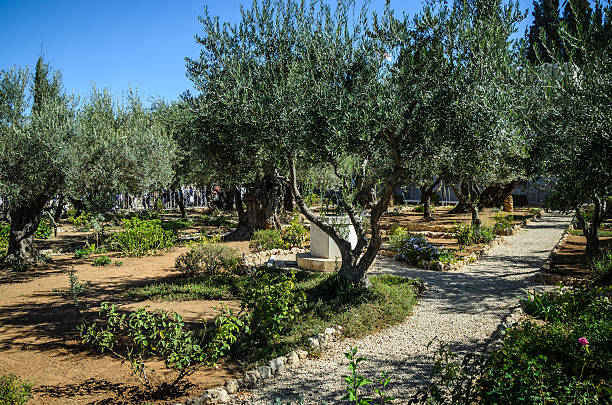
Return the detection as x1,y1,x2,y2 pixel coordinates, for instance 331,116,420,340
0,58,176,265
528,1,611,256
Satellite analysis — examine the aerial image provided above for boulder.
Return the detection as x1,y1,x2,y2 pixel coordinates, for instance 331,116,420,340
269,357,286,375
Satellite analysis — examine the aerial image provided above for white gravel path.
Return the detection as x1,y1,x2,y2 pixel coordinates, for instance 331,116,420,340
235,213,571,404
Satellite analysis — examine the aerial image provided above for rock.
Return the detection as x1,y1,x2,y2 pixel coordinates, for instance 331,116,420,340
434,262,443,271
235,378,244,388
243,370,260,386
257,365,273,379
324,327,335,336
286,351,300,366
210,387,230,403
296,349,308,359
308,337,320,349
186,398,203,405
225,379,239,394
269,357,286,375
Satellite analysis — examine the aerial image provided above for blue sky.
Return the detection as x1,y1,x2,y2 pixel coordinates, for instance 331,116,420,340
0,0,533,105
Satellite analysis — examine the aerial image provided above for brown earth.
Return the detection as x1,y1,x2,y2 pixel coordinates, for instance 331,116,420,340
0,223,249,405
548,232,612,282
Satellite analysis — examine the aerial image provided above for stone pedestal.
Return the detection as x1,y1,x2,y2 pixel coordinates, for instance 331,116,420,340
503,195,514,212
297,216,357,272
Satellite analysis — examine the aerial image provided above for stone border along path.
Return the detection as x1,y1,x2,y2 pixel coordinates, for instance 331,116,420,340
228,213,572,405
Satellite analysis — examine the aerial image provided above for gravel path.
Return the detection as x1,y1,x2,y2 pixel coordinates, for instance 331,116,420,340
235,213,571,404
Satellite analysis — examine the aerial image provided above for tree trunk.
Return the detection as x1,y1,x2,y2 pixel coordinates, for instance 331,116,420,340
480,181,521,208
471,204,482,229
449,183,471,213
576,199,602,258
54,195,65,223
226,175,285,241
4,197,48,265
177,188,187,218
419,178,440,220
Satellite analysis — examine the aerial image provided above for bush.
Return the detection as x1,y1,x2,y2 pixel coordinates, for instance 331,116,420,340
281,216,308,249
80,303,208,389
388,225,409,249
0,374,32,405
393,234,444,265
70,212,93,231
175,243,242,277
493,213,514,235
34,219,53,239
0,222,9,255
590,251,612,284
201,213,233,227
161,218,193,234
92,255,112,267
106,218,174,257
249,229,285,252
242,270,305,343
454,223,495,247
74,244,96,258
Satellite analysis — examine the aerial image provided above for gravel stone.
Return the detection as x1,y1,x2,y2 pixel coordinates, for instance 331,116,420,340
231,214,571,404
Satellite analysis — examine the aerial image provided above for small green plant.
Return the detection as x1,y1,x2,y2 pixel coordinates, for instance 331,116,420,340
71,212,93,231
34,219,53,239
493,213,514,235
74,244,96,258
388,225,409,249
281,215,308,248
106,217,174,257
241,270,305,343
590,250,612,284
200,213,233,227
161,218,194,234
0,222,9,255
206,305,249,363
80,303,208,389
0,374,32,405
53,269,90,311
453,223,495,247
92,255,112,267
529,207,543,218
249,229,285,252
343,347,395,405
113,260,123,267
175,243,242,276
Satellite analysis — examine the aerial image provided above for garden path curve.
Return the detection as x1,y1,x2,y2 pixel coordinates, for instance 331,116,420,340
234,213,572,404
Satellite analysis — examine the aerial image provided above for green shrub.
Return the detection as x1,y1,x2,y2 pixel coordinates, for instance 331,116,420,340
388,225,409,249
106,218,174,257
80,303,208,389
529,207,543,218
453,223,495,247
590,251,612,284
74,244,96,258
200,213,233,227
281,216,308,248
242,270,305,343
175,243,242,277
493,213,514,235
0,222,9,255
70,212,92,231
34,219,53,239
249,229,285,252
161,218,193,234
92,255,112,267
413,204,424,212
0,374,32,405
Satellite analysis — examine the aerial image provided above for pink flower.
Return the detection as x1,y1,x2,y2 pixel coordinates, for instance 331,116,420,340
578,337,589,346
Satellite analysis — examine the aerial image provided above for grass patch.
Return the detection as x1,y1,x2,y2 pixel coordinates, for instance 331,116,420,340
568,228,612,237
125,274,250,301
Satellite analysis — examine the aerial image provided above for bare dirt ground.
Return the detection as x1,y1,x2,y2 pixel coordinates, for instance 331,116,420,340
548,232,612,282
0,224,249,405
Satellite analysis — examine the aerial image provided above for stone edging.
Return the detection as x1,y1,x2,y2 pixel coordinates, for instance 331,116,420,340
243,248,308,267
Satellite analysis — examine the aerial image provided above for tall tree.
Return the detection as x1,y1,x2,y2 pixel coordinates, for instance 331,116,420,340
526,0,562,63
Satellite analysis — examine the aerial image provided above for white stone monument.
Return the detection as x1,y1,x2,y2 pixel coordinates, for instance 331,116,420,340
297,216,357,272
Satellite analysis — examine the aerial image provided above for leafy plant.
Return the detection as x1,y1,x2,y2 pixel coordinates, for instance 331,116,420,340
174,243,242,277
80,303,207,389
241,270,305,343
453,223,495,247
70,212,93,231
92,255,112,267
343,347,394,405
160,218,193,234
206,306,249,363
0,222,9,255
114,260,123,267
53,269,90,311
492,213,514,235
74,244,96,258
392,233,449,266
0,374,32,405
249,229,285,252
200,213,233,227
590,250,612,284
106,217,174,257
281,215,308,249
34,219,53,239
388,225,409,249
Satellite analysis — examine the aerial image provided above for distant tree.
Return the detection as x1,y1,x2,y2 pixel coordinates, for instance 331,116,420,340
526,0,562,63
0,58,175,265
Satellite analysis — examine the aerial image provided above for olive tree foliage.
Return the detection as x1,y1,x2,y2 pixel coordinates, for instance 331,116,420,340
429,0,527,227
0,58,176,265
67,88,176,214
0,58,76,264
527,0,611,257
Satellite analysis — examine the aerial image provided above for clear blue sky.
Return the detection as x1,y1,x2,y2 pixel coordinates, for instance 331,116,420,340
0,0,533,106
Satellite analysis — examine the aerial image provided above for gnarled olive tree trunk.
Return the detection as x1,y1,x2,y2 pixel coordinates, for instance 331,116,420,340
227,174,285,240
480,181,521,208
451,182,482,228
419,178,441,220
576,198,604,258
4,196,48,264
